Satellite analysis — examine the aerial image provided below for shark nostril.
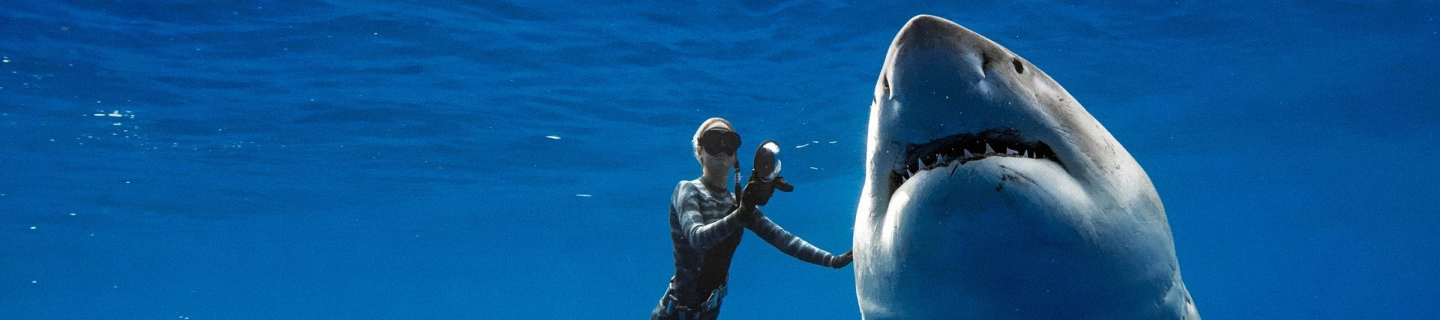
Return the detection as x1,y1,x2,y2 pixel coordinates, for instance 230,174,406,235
881,74,892,97
1012,59,1024,74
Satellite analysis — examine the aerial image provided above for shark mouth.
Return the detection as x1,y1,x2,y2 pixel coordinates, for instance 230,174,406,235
889,128,1065,190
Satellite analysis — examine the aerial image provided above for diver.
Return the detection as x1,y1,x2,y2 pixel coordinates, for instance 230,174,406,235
651,117,852,320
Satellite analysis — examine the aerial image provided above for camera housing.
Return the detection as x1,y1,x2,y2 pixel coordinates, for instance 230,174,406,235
751,140,793,192
753,140,782,182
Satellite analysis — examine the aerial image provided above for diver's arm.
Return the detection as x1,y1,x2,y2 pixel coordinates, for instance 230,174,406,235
675,184,749,251
746,212,851,268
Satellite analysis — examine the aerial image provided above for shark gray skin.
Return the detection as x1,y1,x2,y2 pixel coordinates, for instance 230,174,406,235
853,15,1200,319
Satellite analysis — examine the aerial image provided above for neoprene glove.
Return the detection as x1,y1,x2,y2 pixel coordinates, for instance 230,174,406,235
830,250,854,269
742,179,776,207
734,180,772,223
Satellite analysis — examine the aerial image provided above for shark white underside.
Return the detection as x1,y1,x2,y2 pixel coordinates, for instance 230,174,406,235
853,15,1199,319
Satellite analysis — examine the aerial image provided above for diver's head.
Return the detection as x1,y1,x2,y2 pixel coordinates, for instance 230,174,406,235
693,117,740,181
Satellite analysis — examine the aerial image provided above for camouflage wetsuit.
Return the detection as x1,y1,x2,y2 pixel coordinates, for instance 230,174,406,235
651,179,844,320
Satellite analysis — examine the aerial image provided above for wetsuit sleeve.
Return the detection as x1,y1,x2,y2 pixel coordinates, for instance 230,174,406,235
746,211,843,267
673,182,748,251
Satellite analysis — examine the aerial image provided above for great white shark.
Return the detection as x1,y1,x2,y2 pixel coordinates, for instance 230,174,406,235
853,15,1200,319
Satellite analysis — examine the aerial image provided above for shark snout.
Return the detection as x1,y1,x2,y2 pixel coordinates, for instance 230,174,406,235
877,15,1039,149
893,15,977,52
888,15,1020,87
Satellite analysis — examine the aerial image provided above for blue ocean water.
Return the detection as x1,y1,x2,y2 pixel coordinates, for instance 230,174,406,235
3,0,1437,318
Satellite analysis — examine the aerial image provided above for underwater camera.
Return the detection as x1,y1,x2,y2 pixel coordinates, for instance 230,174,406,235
751,140,793,192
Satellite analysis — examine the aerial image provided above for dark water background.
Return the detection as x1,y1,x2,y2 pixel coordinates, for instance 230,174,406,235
3,1,1437,319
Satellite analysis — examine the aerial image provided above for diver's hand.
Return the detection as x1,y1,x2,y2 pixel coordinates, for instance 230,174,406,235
772,176,794,192
829,251,853,269
741,179,776,207
734,201,759,224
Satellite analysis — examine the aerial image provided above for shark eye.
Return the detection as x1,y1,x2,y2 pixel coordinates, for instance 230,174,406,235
1012,58,1024,74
